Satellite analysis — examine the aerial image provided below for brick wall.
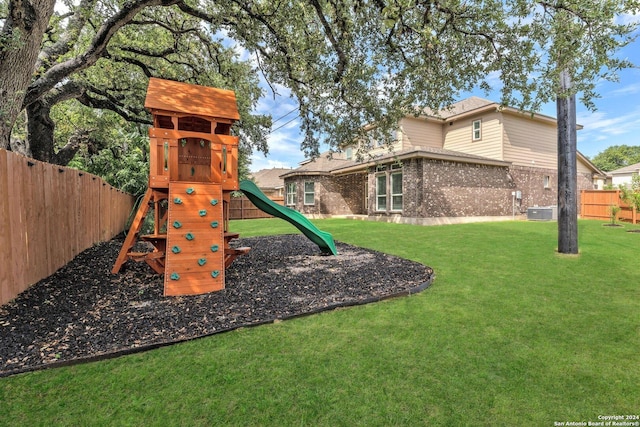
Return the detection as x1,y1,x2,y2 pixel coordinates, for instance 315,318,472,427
285,173,366,215
285,157,595,218
405,158,515,217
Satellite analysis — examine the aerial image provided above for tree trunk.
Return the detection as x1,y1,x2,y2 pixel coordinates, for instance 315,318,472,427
26,99,83,166
0,0,57,149
556,69,579,254
26,99,56,162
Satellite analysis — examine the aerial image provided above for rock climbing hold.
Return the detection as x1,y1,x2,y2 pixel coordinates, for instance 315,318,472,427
173,197,182,204
170,272,180,280
185,232,195,241
199,209,207,217
171,246,181,254
210,245,219,252
211,270,220,278
186,187,195,195
210,221,219,228
198,258,207,266
210,199,218,206
173,220,182,229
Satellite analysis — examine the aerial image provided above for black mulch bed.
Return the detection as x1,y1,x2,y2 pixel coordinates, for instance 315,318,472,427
0,234,433,377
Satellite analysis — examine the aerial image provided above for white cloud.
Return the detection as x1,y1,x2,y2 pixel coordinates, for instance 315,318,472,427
616,12,640,26
608,82,640,97
578,108,640,140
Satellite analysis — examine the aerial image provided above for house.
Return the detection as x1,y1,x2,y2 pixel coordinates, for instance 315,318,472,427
249,167,291,198
280,97,604,224
607,161,640,188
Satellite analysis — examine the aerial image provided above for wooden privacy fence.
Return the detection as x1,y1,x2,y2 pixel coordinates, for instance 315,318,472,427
229,195,284,219
580,190,637,224
0,149,135,305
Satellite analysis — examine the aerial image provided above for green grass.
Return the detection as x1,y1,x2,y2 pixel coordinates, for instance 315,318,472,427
1,219,638,426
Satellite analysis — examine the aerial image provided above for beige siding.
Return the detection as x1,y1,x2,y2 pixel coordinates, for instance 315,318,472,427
369,128,402,157
502,113,557,169
443,111,503,160
398,117,443,150
577,157,593,174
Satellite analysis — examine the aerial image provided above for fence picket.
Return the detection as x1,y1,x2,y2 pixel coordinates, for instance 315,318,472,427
580,190,637,224
0,149,134,305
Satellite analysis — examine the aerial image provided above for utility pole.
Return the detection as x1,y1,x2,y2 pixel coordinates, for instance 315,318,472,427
556,69,579,254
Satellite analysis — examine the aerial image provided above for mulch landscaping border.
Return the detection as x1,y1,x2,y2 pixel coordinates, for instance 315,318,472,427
1,234,434,378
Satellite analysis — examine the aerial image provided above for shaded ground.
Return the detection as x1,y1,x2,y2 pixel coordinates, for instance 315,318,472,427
0,234,433,377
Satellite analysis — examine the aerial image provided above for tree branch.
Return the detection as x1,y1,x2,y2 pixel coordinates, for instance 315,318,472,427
23,0,182,108
36,0,99,71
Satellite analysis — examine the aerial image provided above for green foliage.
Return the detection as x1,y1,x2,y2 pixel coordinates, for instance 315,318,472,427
1,220,639,425
3,0,637,160
619,174,640,212
609,204,621,224
67,116,150,196
591,145,640,171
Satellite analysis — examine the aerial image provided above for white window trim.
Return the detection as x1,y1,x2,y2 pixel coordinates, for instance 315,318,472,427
390,171,403,212
304,181,315,205
543,175,551,189
286,182,297,205
375,167,403,213
375,173,387,211
472,119,482,141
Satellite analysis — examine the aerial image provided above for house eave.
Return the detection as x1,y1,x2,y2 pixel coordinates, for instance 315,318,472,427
331,149,511,175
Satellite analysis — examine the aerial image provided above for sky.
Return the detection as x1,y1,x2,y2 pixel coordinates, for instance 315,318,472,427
248,30,640,173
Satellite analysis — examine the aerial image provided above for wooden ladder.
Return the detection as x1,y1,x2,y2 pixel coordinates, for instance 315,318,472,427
111,188,168,274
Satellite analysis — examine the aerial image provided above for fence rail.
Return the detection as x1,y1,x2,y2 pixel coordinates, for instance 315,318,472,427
580,189,637,224
229,195,284,220
1,149,135,305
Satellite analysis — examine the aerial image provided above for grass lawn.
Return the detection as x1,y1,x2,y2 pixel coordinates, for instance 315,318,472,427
1,219,638,426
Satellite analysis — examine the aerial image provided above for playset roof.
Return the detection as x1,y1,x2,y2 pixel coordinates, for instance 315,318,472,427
144,77,240,121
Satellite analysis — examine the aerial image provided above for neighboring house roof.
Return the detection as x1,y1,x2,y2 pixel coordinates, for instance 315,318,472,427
425,96,577,128
280,153,357,178
282,96,596,178
250,168,291,189
434,96,496,119
281,146,510,178
607,161,640,175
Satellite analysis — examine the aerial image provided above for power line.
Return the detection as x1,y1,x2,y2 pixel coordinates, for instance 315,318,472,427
271,106,299,125
270,114,300,133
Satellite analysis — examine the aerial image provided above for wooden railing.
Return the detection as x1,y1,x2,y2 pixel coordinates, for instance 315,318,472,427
580,189,637,224
0,149,135,305
229,195,284,220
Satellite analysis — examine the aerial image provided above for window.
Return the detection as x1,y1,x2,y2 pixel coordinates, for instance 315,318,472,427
472,119,482,141
543,175,551,188
376,174,387,211
375,165,403,212
304,181,315,205
345,147,353,160
286,182,297,205
390,172,403,211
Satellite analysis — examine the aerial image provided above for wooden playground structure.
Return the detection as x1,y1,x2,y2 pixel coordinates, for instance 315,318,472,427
112,78,250,296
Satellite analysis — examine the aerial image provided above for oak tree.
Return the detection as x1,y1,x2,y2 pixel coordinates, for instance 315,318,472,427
1,0,638,253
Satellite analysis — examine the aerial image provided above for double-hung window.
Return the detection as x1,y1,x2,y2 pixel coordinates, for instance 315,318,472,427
390,171,403,211
376,174,387,211
375,164,403,212
286,182,297,205
472,119,482,141
304,181,315,205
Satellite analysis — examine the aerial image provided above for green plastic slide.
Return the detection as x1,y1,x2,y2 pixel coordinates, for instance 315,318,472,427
239,180,338,255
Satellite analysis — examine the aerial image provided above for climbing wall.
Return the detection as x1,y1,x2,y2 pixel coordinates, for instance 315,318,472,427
164,182,225,296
